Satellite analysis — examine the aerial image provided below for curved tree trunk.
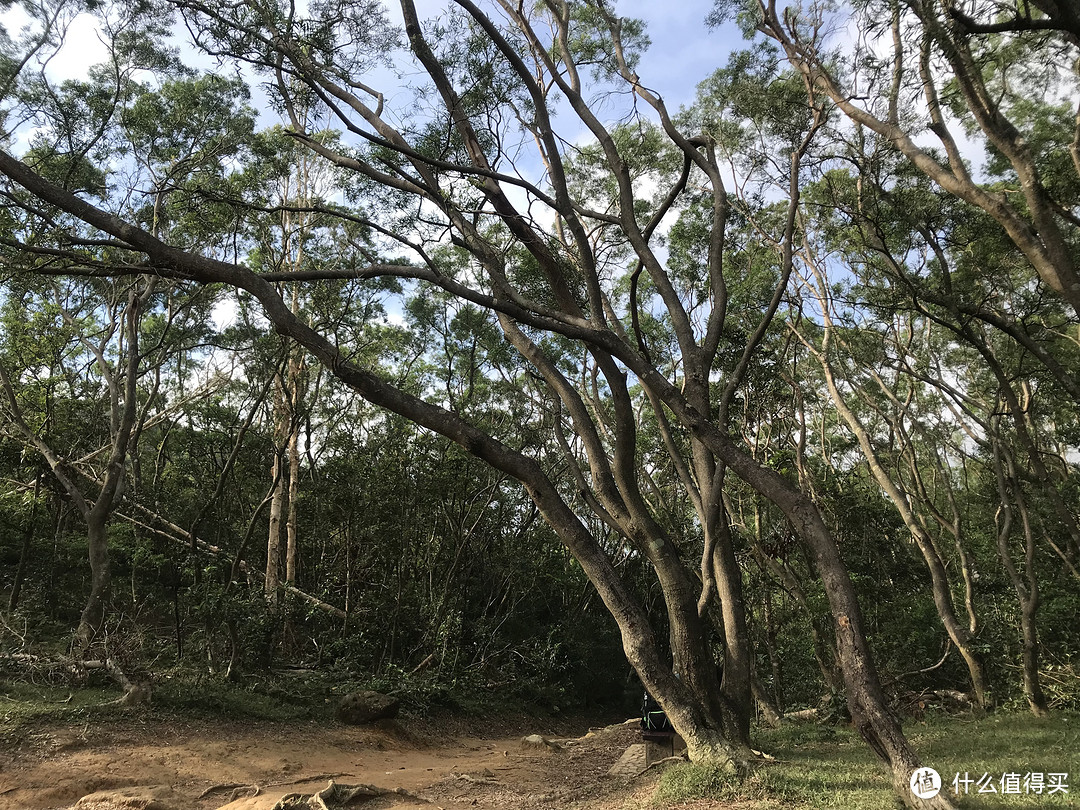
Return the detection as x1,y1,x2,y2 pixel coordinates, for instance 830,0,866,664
699,432,953,808
820,358,989,709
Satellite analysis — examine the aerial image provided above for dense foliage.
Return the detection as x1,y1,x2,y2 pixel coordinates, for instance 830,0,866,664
0,1,1077,807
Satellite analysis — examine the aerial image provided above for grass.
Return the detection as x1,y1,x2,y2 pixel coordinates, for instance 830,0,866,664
645,711,1080,809
905,712,1079,808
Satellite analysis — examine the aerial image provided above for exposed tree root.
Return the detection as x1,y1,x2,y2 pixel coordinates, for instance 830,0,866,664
198,782,251,799
272,780,432,809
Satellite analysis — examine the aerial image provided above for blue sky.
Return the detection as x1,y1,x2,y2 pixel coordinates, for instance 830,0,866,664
383,1,749,122
619,0,745,109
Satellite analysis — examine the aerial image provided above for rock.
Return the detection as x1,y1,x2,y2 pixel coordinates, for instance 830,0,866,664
519,734,561,752
73,785,185,810
335,690,400,724
605,743,647,781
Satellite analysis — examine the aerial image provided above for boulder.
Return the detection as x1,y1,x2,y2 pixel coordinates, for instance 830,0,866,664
519,734,562,752
335,690,400,724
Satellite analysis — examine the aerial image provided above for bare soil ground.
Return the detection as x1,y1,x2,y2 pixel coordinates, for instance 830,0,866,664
0,712,654,810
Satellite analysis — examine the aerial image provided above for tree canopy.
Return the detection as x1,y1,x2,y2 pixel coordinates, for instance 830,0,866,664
0,2,1077,808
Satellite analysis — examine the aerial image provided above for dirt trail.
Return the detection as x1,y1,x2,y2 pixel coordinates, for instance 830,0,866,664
0,713,646,810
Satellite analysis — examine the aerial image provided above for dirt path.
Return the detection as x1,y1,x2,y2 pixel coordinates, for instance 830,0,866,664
0,713,647,810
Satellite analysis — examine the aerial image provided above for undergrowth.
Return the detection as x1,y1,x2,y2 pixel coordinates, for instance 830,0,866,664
0,663,585,740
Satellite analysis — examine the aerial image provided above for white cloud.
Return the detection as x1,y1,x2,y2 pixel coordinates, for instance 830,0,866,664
0,8,110,84
46,14,109,81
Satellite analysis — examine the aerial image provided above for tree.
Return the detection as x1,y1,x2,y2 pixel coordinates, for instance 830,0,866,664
0,277,146,655
744,0,1080,319
0,1,986,805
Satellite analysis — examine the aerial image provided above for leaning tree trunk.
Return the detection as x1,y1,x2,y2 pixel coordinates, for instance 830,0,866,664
700,430,955,809
809,307,991,710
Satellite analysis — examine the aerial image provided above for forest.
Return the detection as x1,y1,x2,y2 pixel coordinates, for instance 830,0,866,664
0,1,1077,808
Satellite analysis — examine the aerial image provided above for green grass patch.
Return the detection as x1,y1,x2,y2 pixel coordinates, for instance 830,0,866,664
0,681,121,724
644,712,1079,809
651,761,740,804
748,724,895,810
0,672,324,740
905,713,1079,808
0,680,129,748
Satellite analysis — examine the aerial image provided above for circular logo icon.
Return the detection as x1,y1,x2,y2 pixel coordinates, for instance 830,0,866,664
910,767,942,799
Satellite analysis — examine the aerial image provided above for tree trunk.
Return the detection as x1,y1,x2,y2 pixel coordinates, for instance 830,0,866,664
711,509,753,744
285,418,300,584
649,531,747,756
265,449,284,600
751,666,783,728
708,435,953,808
993,435,1050,717
1020,594,1049,717
76,514,111,654
811,322,990,710
7,476,40,614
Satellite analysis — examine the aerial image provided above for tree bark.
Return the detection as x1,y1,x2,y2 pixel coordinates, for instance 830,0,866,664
76,514,111,653
992,431,1050,717
266,378,288,600
711,500,753,743
285,415,300,584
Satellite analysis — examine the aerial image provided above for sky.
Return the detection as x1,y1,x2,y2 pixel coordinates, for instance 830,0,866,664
1,1,746,115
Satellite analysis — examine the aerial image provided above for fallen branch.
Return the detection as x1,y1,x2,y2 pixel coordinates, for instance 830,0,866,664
409,652,437,676
78,656,151,706
453,773,500,785
883,639,953,688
